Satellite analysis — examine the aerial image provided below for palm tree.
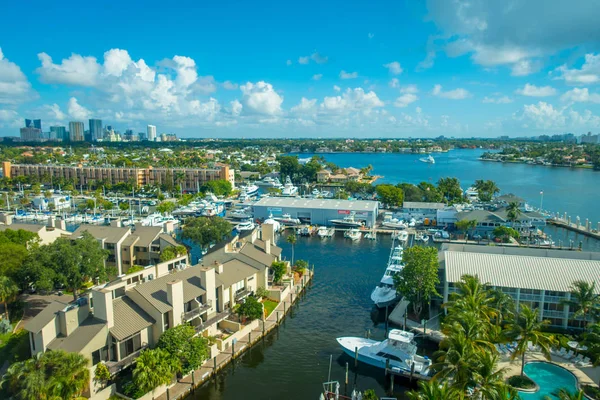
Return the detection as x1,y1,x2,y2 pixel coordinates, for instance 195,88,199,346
432,329,476,390
489,289,515,327
286,234,297,266
506,202,522,225
472,351,514,399
0,276,19,320
504,304,556,376
561,281,600,329
445,275,497,326
45,351,90,399
544,388,586,400
406,379,463,400
133,348,177,399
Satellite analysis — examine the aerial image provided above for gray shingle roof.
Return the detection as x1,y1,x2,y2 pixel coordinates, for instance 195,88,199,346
239,244,277,267
111,296,155,341
131,266,206,313
72,225,131,243
253,239,282,257
456,210,505,223
215,259,259,288
24,300,70,333
444,247,600,293
132,226,162,248
47,317,107,353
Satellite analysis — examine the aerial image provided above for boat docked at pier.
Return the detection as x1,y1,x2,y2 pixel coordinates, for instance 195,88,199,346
229,207,252,220
235,219,256,232
419,155,435,164
280,176,299,197
299,225,317,236
371,242,404,308
330,212,364,228
238,184,259,201
336,329,432,377
317,226,335,238
274,213,301,225
254,176,284,192
382,216,407,230
344,228,362,241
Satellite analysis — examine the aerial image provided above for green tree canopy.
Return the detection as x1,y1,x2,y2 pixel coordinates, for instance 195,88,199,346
375,184,404,208
159,245,187,262
132,348,178,397
473,179,500,202
493,226,520,242
201,179,233,197
437,177,463,204
236,295,263,321
157,324,209,374
156,201,176,214
181,216,232,248
270,261,287,285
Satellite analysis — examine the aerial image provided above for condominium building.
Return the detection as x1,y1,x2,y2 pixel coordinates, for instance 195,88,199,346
1,162,235,191
20,127,42,141
441,244,600,330
147,124,156,142
50,125,67,141
69,121,85,141
25,118,42,130
89,119,103,141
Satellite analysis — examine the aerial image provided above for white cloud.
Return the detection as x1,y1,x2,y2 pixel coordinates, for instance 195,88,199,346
312,74,323,81
383,61,403,75
482,95,513,104
512,101,600,130
320,88,384,114
240,81,283,115
0,109,21,128
339,70,358,79
67,97,92,120
230,100,243,116
291,97,318,114
561,88,600,104
400,85,418,94
432,84,470,100
37,52,100,86
0,48,37,104
394,93,418,108
511,60,541,76
223,81,238,90
44,103,67,120
389,78,400,88
298,56,310,65
515,83,556,97
298,52,328,65
286,59,292,66
553,53,600,85
333,85,341,92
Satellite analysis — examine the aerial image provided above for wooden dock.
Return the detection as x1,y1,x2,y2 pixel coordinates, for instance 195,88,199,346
548,218,600,240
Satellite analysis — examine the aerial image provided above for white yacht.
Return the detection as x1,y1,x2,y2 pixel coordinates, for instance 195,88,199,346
274,213,301,225
465,186,479,202
365,230,377,240
239,184,259,201
255,176,284,191
419,155,435,164
382,217,407,230
317,226,335,238
371,242,404,308
344,228,362,241
235,219,255,232
281,176,299,197
229,207,252,220
415,232,430,242
330,212,363,228
337,330,432,377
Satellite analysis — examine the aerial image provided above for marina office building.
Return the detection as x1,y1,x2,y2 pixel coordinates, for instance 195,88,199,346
1,162,235,191
252,197,379,227
441,244,600,330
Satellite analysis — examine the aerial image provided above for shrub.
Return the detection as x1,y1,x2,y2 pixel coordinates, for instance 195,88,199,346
507,375,536,389
94,362,111,386
236,296,263,321
270,261,287,284
256,286,270,299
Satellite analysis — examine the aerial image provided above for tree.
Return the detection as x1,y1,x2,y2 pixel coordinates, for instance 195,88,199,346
393,246,440,319
256,286,270,299
506,202,522,224
201,179,233,197
94,362,111,387
156,201,176,215
293,259,308,276
407,380,462,400
277,156,300,180
236,295,263,321
437,177,463,204
270,261,287,285
0,276,19,320
132,348,177,399
157,324,209,374
504,304,556,376
159,245,187,262
1,350,90,400
474,180,500,202
546,389,586,400
286,234,297,265
561,281,600,329
181,216,232,249
455,219,477,240
375,184,404,208
119,201,130,212
492,226,520,242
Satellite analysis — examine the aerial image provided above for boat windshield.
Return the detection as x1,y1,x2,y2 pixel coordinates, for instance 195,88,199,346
376,351,403,363
389,339,417,356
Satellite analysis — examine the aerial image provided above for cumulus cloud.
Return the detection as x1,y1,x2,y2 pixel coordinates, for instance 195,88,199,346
0,48,37,104
389,78,400,88
298,56,310,65
511,60,541,76
43,103,67,120
383,61,403,75
0,109,22,128
553,53,600,85
561,88,600,104
333,85,341,92
515,83,556,97
482,95,513,104
422,0,600,73
320,88,384,114
240,81,283,115
513,101,600,130
67,97,92,120
339,70,358,79
37,52,101,86
432,84,470,100
291,97,318,115
286,59,292,66
312,74,323,81
400,85,418,94
223,81,238,90
230,100,243,116
394,93,418,108
298,52,328,65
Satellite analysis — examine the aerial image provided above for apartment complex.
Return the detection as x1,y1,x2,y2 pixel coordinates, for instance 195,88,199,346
441,244,600,330
69,121,85,141
1,161,235,191
24,225,283,398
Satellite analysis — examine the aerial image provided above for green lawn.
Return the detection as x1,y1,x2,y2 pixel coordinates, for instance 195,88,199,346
263,299,278,318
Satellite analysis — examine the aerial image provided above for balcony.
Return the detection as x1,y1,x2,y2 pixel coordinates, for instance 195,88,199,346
194,310,231,333
519,294,543,302
542,309,566,318
106,346,147,374
183,300,212,321
235,288,250,301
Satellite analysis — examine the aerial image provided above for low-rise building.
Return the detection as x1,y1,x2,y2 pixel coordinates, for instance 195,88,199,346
455,207,546,237
0,218,70,245
398,201,446,221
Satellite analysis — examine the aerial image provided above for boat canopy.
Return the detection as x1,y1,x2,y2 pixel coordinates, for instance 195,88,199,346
388,329,414,343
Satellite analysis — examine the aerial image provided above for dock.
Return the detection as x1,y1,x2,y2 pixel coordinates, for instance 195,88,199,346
548,218,600,240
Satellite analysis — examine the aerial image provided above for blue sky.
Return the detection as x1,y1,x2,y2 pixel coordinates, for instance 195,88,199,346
1,0,600,138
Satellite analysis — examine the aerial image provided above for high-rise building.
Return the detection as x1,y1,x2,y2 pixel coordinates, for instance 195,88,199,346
69,121,85,142
20,127,42,141
49,126,67,141
89,119,103,141
147,125,156,142
25,119,42,130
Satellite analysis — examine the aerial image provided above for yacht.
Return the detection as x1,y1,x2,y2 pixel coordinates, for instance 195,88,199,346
419,155,435,164
229,207,252,220
330,212,364,228
262,214,282,232
274,213,301,225
382,218,407,230
311,188,321,198
201,202,226,217
141,213,180,228
317,226,335,238
365,230,377,240
239,184,259,201
235,219,255,232
281,176,299,197
465,187,479,202
371,242,404,308
415,232,430,242
344,228,362,241
255,176,284,191
337,330,432,377
299,225,317,236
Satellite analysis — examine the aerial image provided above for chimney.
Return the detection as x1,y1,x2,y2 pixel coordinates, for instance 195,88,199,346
92,289,114,328
57,217,67,231
110,219,122,228
213,261,224,274
262,223,275,243
264,239,271,255
47,216,56,228
167,279,184,327
0,213,12,225
199,266,216,310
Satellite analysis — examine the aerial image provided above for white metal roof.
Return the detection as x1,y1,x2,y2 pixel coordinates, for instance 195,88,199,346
403,201,446,210
253,197,378,211
445,250,600,293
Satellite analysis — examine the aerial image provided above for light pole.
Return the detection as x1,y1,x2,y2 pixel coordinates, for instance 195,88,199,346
539,190,544,211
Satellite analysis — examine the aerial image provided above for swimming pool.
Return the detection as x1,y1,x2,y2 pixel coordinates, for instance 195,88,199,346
518,362,578,399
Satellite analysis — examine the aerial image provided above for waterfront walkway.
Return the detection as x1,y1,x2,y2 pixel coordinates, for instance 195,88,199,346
154,272,313,400
549,217,600,240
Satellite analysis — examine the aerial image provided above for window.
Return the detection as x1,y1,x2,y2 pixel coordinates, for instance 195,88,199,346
106,243,115,250
30,332,35,351
92,346,109,365
163,312,170,331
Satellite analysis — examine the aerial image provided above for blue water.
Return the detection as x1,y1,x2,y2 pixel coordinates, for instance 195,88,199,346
518,362,578,399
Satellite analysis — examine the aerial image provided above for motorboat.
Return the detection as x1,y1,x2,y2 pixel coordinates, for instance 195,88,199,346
365,230,377,240
254,176,284,192
239,184,259,201
371,242,404,308
280,176,299,197
337,329,432,377
317,226,335,238
344,228,362,241
235,219,255,232
465,187,479,202
330,212,364,228
419,155,435,164
408,218,417,227
311,188,321,198
382,217,407,230
300,225,317,236
415,232,430,242
201,202,226,217
262,214,282,232
274,213,301,225
391,230,409,243
229,207,252,220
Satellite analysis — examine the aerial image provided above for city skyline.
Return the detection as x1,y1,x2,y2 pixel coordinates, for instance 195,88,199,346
1,0,600,138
